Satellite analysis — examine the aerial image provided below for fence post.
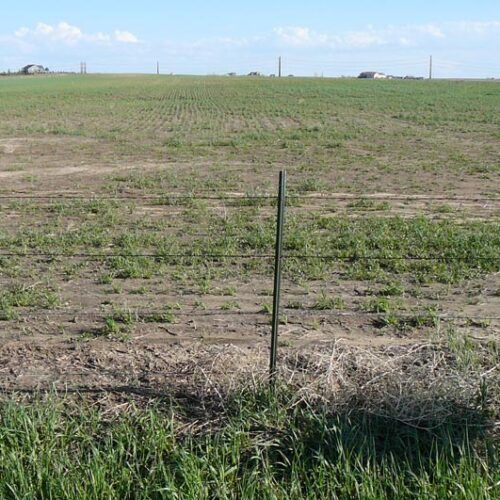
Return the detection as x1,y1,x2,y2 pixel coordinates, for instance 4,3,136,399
270,170,287,384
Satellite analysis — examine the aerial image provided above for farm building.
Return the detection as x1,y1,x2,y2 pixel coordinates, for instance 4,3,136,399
21,64,48,75
358,71,387,79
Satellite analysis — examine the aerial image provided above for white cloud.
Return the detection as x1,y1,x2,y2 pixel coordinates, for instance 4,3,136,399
34,23,55,36
273,20,500,49
114,30,139,44
14,22,139,45
418,24,446,39
343,31,385,47
14,27,30,38
274,26,386,48
448,21,500,35
273,27,334,47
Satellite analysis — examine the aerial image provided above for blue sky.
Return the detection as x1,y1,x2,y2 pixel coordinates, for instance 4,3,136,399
1,1,499,77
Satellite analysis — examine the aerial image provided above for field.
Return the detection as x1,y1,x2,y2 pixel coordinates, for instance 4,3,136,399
0,74,499,497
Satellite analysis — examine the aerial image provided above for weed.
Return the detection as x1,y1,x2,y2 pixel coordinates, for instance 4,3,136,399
221,301,241,311
312,291,345,310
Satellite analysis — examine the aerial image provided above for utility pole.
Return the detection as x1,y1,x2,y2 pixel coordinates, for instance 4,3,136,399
278,56,282,78
429,55,433,80
157,61,160,75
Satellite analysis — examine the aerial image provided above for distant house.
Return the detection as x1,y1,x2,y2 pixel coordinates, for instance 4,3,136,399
358,71,387,80
21,64,48,75
248,71,261,76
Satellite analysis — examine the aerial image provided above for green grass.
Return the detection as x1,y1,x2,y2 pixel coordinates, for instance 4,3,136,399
1,206,498,284
0,283,60,320
0,386,496,499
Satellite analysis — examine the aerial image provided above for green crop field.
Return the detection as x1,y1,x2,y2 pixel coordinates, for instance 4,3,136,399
0,74,498,497
1,75,499,195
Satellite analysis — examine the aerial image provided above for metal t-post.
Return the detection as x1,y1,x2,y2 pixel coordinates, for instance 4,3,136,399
270,170,286,384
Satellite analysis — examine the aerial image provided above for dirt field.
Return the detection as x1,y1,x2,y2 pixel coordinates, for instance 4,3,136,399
0,75,498,393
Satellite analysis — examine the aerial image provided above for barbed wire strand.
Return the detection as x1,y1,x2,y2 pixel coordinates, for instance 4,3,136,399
0,194,498,202
0,252,498,261
16,307,500,322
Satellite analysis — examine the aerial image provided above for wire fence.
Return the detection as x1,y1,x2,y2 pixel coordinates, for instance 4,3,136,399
1,172,499,384
13,307,500,323
0,193,499,202
1,252,499,261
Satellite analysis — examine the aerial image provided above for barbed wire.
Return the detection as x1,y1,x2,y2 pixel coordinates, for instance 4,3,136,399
283,310,500,322
284,254,500,261
0,193,498,203
14,307,500,323
0,252,274,260
0,251,498,261
0,369,265,379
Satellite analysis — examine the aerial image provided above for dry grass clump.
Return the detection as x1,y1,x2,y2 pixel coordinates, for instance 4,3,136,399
279,341,498,430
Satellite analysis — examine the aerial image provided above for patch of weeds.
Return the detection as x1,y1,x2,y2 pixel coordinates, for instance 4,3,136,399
97,273,115,285
446,327,480,371
377,282,405,297
375,307,440,330
194,300,207,310
85,318,131,341
312,291,345,310
146,308,177,324
215,286,237,297
197,277,212,295
285,301,304,310
0,283,60,311
260,302,272,314
0,304,19,321
221,301,241,311
293,178,329,193
465,318,491,329
347,199,392,211
108,257,156,280
109,307,137,326
362,297,398,314
434,204,454,214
